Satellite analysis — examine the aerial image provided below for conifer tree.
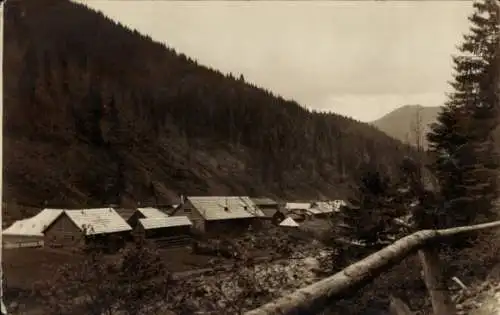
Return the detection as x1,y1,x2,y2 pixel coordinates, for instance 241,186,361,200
427,0,500,228
335,164,404,249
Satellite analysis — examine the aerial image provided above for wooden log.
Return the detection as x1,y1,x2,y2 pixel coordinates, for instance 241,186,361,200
244,220,500,315
419,247,456,315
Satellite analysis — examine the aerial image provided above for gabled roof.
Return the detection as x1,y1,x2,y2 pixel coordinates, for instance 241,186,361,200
137,207,168,218
65,208,132,235
3,209,64,237
279,217,299,227
285,202,311,210
139,216,192,230
187,196,264,221
251,197,278,206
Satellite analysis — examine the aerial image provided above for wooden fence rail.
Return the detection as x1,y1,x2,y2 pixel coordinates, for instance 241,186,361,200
244,220,500,315
3,240,44,249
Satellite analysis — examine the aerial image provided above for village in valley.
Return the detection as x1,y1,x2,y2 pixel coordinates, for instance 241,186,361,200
3,196,353,314
2,196,349,253
3,0,500,314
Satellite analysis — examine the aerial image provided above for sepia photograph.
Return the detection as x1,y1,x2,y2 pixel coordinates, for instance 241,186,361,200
1,0,500,314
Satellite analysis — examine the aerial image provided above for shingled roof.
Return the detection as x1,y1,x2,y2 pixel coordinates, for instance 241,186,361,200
187,196,264,221
251,197,278,206
3,209,64,237
139,216,192,230
65,208,132,235
279,217,300,227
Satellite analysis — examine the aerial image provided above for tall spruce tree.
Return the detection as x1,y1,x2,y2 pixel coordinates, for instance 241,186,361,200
329,163,410,272
427,0,500,228
335,164,405,248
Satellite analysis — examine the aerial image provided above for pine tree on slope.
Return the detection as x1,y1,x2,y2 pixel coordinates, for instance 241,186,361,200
335,164,405,247
427,0,500,228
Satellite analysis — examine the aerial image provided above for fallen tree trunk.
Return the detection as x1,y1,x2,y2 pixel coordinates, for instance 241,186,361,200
244,220,500,315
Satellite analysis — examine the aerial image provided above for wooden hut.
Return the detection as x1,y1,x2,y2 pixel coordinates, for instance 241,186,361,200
172,196,265,234
43,208,132,252
134,216,192,247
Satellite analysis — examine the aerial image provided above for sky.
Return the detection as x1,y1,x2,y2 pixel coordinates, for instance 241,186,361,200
76,1,473,122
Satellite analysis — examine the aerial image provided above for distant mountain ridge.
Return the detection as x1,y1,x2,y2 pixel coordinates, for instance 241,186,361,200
371,105,442,148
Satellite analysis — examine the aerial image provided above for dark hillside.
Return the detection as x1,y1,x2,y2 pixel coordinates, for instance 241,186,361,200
4,0,416,209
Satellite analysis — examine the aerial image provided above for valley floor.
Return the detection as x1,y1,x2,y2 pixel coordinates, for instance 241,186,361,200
4,220,498,315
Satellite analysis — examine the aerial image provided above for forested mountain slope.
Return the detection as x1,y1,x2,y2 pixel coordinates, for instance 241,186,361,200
371,105,442,148
3,0,416,208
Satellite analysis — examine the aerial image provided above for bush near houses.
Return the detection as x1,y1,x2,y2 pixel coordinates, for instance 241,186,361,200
33,238,173,315
27,225,327,315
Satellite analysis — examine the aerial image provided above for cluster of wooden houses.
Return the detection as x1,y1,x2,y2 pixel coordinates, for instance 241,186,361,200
2,196,347,250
